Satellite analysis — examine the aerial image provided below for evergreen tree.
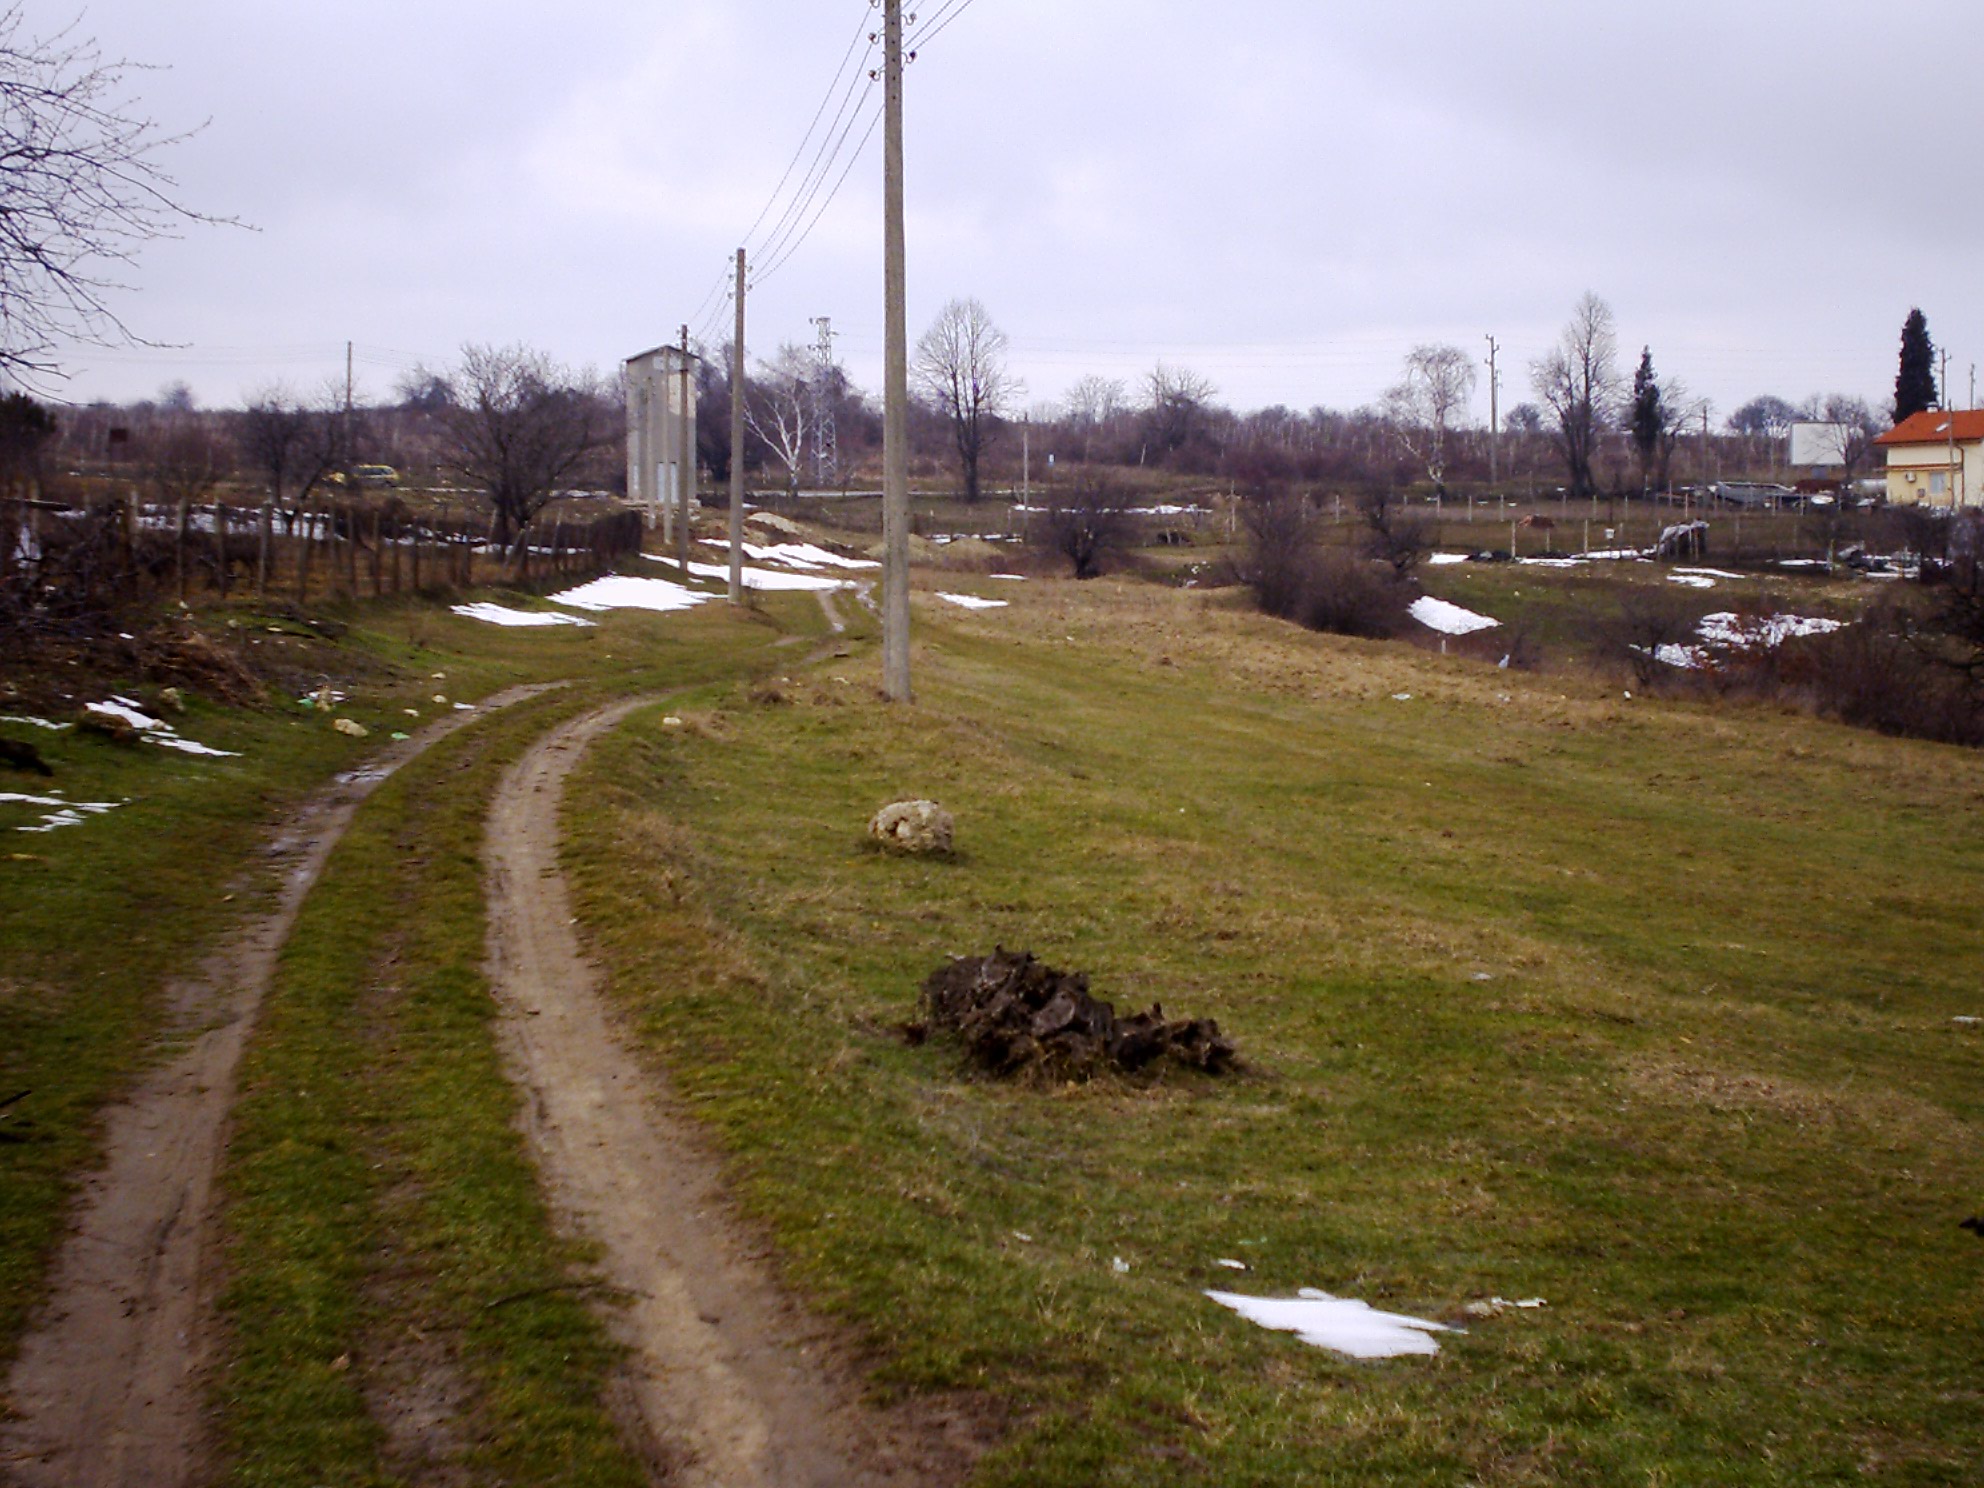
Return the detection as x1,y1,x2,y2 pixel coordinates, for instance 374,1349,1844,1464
1629,347,1666,494
1894,308,1938,424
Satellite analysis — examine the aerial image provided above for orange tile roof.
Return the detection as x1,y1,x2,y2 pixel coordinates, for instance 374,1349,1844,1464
1876,409,1984,445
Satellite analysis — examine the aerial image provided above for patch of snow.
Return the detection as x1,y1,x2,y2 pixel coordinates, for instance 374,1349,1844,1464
4,791,125,833
1410,595,1500,636
87,699,160,730
1206,1289,1458,1359
935,592,1009,611
683,560,847,593
1675,568,1744,580
1516,557,1588,569
989,572,1029,581
1777,559,1829,571
1426,552,1470,565
451,602,597,628
85,699,239,757
690,539,879,571
1697,611,1843,648
1215,1258,1250,1271
549,575,712,613
1391,692,1413,702
1652,610,1844,669
0,715,70,731
1667,574,1717,589
1464,1296,1548,1317
148,735,238,757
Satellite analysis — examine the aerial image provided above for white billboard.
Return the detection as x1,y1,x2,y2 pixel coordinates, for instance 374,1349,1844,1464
1789,421,1852,468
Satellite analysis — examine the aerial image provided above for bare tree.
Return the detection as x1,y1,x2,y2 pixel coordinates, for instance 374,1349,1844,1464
1531,292,1621,503
239,383,347,517
1062,373,1126,461
139,414,232,509
437,344,610,545
1141,363,1218,463
1383,344,1476,491
1359,490,1431,577
1038,468,1134,579
1819,394,1881,484
744,343,812,496
0,6,226,385
913,297,1016,502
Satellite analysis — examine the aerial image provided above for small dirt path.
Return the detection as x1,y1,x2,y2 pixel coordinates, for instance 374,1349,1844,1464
485,699,972,1488
1,683,564,1488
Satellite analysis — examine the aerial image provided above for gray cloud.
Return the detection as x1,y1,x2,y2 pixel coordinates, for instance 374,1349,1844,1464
43,0,1983,422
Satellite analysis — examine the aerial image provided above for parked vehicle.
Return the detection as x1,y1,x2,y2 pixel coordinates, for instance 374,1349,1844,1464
329,464,401,488
1709,481,1796,510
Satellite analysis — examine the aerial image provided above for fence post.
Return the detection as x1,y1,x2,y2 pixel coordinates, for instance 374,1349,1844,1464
258,501,273,602
343,503,358,597
175,498,190,603
295,511,311,607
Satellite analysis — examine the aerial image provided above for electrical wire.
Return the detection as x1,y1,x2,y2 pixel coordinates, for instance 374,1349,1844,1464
905,0,963,48
750,99,883,288
908,0,981,52
748,40,878,271
736,4,877,254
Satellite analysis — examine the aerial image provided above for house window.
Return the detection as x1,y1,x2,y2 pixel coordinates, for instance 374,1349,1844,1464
1929,473,1947,496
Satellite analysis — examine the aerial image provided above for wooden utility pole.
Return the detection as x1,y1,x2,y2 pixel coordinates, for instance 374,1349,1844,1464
881,0,912,701
730,249,746,603
678,323,694,577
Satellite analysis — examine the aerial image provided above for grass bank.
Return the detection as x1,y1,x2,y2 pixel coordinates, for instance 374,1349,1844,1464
565,577,1984,1485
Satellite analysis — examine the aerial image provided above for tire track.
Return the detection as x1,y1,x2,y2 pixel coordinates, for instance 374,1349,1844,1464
1,683,564,1488
484,698,972,1488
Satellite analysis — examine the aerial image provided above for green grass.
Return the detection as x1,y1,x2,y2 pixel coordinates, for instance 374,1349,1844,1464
563,577,1984,1485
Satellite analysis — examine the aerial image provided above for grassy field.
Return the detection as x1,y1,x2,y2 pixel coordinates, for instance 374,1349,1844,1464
564,574,1984,1485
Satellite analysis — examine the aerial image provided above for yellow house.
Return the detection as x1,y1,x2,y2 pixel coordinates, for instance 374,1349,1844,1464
1875,410,1984,507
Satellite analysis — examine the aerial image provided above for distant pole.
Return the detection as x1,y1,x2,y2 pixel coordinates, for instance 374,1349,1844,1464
1484,334,1500,488
1022,414,1030,504
881,0,912,702
344,341,354,417
730,249,746,602
678,323,694,577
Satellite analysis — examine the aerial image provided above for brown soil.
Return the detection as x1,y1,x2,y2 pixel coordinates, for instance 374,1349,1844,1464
485,699,982,1488
0,683,563,1488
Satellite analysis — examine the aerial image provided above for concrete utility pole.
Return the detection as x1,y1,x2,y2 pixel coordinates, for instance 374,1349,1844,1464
677,323,694,577
1484,334,1500,488
881,0,912,702
730,249,746,603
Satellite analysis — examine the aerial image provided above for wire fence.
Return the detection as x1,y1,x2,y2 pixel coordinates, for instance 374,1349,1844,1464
1,494,643,636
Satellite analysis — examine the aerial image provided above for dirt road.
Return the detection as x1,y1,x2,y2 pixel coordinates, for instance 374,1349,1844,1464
485,699,973,1488
1,684,564,1488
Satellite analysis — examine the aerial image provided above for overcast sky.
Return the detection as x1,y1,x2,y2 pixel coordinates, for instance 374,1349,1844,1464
40,0,1984,427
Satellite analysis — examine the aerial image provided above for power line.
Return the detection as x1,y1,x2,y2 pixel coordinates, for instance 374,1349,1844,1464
749,41,878,271
908,0,981,51
751,101,883,288
737,5,877,253
905,0,964,47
